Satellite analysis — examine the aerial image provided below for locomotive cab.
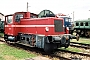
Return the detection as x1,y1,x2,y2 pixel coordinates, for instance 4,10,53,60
4,12,30,41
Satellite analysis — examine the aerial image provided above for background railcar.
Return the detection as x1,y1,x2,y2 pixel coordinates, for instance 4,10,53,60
0,20,4,32
74,19,90,37
56,14,74,34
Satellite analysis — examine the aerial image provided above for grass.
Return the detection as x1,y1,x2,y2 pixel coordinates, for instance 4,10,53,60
60,46,82,52
71,38,90,44
0,32,4,37
0,56,4,60
0,44,36,60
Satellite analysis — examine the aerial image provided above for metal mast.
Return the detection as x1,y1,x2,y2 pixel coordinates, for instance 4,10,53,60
27,2,29,12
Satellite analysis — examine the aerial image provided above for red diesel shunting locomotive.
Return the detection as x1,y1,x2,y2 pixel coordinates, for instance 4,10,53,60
4,10,79,52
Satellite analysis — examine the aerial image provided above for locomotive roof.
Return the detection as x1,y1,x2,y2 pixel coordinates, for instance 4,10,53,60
75,19,90,22
5,12,38,17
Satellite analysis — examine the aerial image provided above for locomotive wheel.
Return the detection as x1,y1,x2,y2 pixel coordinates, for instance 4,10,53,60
80,31,84,37
44,43,53,53
65,40,70,48
85,34,89,38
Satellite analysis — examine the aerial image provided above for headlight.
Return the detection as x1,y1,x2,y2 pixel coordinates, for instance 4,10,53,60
45,27,49,32
66,27,69,30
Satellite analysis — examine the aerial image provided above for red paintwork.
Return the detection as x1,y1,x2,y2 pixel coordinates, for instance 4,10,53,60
20,17,64,36
5,12,64,36
66,28,69,34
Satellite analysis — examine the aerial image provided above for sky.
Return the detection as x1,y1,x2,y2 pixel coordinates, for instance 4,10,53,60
0,0,90,21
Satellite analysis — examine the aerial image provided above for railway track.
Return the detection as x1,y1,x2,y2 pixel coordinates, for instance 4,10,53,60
70,42,90,49
0,37,70,60
0,36,5,42
53,48,90,60
58,49,90,57
0,37,90,60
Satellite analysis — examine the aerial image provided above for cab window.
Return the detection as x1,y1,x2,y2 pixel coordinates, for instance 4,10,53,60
65,18,71,22
15,14,23,22
7,16,13,24
68,19,71,22
65,18,68,22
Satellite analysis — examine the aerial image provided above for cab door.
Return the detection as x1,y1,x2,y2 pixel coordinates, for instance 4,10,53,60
5,15,14,36
14,14,24,35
